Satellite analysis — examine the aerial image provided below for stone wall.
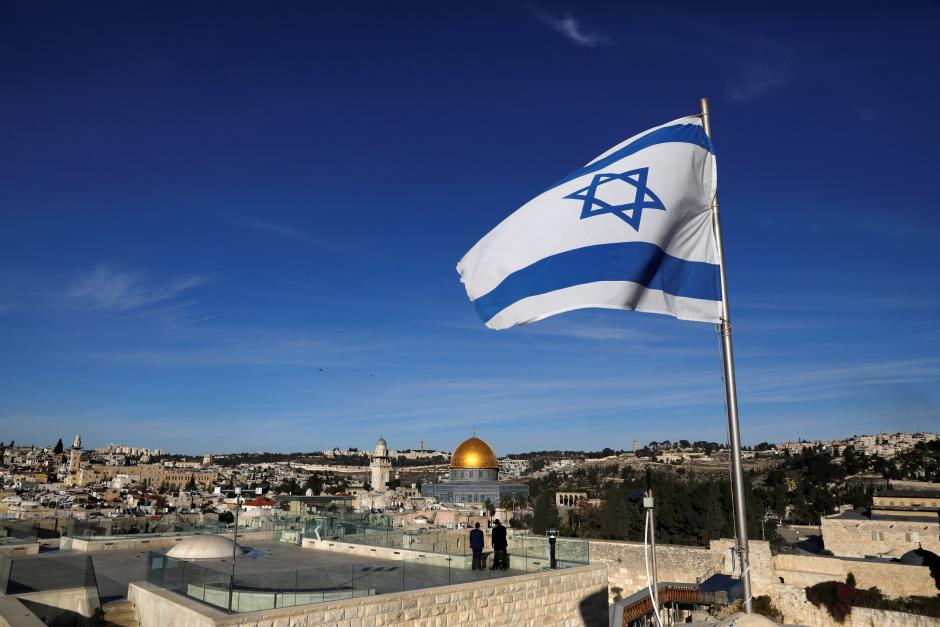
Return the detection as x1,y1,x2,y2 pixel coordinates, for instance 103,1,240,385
773,553,938,597
585,536,937,624
768,582,940,627
586,535,937,602
13,587,99,627
303,538,471,569
821,515,940,557
586,539,723,602
707,539,780,597
129,563,609,627
0,544,39,557
0,597,46,627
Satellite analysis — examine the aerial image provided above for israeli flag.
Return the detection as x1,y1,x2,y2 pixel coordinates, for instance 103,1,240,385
457,116,721,329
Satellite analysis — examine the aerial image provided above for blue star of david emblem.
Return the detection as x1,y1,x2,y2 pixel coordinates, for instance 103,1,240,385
565,167,666,231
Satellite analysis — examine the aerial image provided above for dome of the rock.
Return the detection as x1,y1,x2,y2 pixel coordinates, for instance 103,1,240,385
450,437,498,469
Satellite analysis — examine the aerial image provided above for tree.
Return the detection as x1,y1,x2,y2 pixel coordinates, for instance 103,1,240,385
185,474,197,493
277,478,302,494
305,473,324,495
499,494,514,511
483,498,495,516
599,485,637,540
531,491,561,535
514,493,529,510
53,439,64,455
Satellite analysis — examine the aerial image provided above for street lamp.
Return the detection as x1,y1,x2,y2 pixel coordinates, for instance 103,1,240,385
547,528,558,569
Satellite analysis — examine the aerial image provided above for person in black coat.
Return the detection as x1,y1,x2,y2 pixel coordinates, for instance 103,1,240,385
490,519,508,571
469,522,485,570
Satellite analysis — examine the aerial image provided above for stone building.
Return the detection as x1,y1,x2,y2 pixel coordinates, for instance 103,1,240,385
821,504,940,558
420,435,528,506
874,489,940,509
369,437,391,491
556,491,587,508
75,463,217,491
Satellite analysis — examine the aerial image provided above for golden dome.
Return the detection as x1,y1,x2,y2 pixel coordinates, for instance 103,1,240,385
450,437,498,469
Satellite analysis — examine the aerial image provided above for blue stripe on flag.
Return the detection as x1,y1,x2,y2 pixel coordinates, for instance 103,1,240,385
546,124,713,193
473,242,721,323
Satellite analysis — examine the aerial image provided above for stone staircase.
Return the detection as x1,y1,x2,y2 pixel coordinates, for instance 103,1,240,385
102,600,139,627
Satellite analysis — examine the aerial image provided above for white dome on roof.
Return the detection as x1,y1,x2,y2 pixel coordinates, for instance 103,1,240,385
166,535,245,560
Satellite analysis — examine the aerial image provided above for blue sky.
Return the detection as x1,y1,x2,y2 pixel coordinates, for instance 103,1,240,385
1,2,938,454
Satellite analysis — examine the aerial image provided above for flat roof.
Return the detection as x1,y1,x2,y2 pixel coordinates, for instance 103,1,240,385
826,509,939,524
46,541,526,605
876,490,940,498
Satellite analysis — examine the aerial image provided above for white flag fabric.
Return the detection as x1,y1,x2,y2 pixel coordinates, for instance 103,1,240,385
457,115,721,329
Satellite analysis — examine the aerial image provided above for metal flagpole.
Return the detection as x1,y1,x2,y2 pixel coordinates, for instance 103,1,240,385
645,467,659,613
699,96,753,613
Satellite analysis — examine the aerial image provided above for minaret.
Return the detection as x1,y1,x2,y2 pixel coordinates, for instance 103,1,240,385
370,437,391,491
69,435,83,473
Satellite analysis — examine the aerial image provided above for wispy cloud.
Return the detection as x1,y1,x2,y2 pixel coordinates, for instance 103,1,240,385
233,217,342,252
726,45,795,102
528,5,612,47
519,318,663,342
81,327,401,368
736,292,940,313
638,12,796,103
67,264,206,312
741,358,940,404
237,218,312,243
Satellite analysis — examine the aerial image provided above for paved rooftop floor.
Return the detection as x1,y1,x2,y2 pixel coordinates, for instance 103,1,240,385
70,541,527,604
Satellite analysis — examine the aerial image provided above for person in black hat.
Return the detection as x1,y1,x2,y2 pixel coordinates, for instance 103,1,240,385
490,519,508,571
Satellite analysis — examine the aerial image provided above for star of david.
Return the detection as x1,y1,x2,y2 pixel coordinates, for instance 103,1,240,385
565,167,666,231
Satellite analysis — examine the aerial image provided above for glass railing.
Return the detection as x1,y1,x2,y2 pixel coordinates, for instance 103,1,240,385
61,513,304,540
144,551,425,613
0,552,103,622
0,520,40,545
144,544,564,614
308,517,589,570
